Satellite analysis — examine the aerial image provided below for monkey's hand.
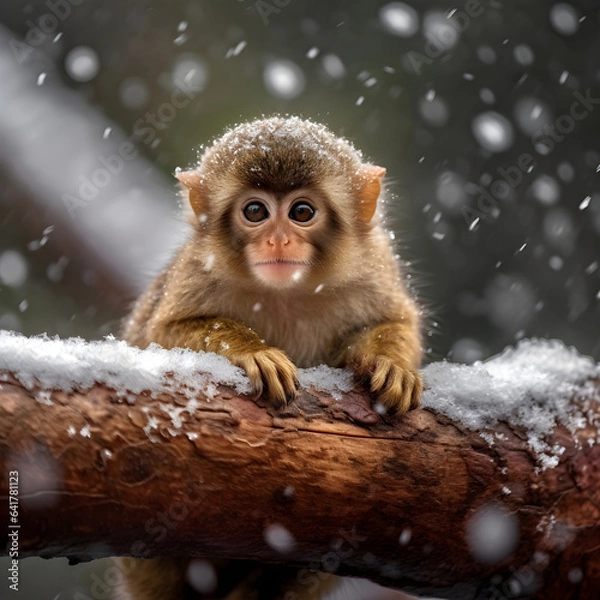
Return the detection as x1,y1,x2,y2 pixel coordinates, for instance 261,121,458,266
230,347,299,407
350,354,422,414
156,317,299,406
341,322,422,415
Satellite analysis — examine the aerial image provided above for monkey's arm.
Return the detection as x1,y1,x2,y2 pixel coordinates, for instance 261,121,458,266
152,317,298,405
340,320,423,414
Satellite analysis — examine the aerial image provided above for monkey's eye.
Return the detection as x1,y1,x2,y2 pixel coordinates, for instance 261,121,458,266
243,202,269,222
289,202,316,223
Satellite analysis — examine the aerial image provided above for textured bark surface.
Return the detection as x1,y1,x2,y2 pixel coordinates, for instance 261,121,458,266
0,373,598,599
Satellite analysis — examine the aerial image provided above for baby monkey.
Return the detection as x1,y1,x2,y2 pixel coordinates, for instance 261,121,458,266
120,116,422,600
123,116,423,414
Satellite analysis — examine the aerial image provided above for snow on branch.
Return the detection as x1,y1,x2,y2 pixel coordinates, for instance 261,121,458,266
0,331,599,598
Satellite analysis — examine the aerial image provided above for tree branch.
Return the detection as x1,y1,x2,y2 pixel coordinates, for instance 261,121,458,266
0,339,599,600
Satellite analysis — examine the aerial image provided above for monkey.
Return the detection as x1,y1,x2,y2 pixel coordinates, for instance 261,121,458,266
117,116,423,600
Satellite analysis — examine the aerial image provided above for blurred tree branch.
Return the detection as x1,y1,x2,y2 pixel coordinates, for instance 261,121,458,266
0,24,184,308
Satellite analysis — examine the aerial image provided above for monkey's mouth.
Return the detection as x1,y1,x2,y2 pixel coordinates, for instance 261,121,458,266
252,260,309,285
254,259,308,266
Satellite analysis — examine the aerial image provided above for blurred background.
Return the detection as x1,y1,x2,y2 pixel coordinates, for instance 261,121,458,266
0,0,598,598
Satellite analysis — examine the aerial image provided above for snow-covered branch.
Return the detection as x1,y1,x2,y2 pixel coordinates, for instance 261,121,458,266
0,332,599,598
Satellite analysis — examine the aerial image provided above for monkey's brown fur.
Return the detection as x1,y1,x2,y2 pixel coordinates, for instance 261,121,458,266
119,116,423,599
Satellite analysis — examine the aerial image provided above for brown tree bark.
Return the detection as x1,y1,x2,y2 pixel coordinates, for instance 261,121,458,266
0,370,598,600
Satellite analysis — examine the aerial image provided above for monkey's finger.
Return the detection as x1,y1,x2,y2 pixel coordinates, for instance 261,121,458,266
397,371,415,414
256,355,288,406
263,349,299,404
277,375,298,405
410,372,423,409
237,355,264,398
369,357,392,393
378,365,407,414
373,362,422,415
275,360,300,401
394,369,423,414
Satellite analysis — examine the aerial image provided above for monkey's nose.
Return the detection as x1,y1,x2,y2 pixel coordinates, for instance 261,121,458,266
268,235,290,247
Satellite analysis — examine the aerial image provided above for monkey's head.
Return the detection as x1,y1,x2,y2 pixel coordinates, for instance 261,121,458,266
176,116,386,291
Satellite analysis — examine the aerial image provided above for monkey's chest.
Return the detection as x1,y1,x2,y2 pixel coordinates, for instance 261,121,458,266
245,306,343,368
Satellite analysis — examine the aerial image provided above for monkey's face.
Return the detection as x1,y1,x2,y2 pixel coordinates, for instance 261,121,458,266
232,189,328,290
176,117,387,294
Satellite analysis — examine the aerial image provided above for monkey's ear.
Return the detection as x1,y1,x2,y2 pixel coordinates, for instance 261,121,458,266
175,168,204,215
357,165,386,223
